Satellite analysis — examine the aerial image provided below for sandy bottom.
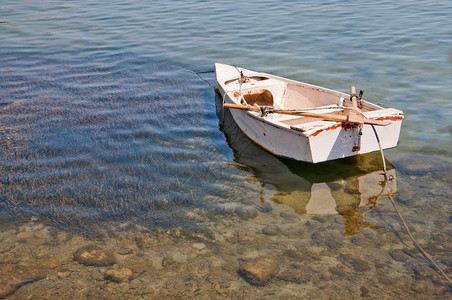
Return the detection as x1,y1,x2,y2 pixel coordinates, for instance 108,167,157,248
1,173,450,300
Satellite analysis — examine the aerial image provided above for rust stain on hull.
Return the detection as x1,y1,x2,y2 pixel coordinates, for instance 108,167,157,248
311,123,359,137
377,116,404,122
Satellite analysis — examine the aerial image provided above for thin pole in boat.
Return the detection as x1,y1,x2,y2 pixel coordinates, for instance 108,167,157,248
234,66,248,105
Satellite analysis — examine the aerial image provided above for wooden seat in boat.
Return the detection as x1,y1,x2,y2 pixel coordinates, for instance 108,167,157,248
242,89,274,106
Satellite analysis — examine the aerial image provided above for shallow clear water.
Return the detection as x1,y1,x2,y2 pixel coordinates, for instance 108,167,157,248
1,1,451,298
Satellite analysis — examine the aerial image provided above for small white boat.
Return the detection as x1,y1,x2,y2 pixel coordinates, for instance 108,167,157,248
214,63,404,163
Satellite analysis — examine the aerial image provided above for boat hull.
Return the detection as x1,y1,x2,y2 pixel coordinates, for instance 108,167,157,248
215,63,403,163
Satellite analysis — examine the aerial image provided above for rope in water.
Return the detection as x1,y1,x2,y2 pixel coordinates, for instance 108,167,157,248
194,70,215,88
371,125,452,285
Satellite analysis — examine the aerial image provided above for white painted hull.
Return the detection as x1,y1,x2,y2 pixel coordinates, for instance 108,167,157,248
215,63,403,163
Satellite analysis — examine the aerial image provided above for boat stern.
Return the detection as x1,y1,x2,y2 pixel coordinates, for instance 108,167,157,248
305,108,403,163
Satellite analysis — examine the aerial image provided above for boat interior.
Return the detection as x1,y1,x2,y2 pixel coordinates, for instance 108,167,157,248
282,83,338,109
242,89,274,106
236,79,388,129
241,82,375,113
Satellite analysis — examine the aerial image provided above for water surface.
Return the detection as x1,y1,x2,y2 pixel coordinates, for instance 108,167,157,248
1,1,451,298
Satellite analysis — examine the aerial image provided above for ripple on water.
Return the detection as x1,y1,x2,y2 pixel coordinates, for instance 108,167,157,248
0,53,226,233
1,1,451,297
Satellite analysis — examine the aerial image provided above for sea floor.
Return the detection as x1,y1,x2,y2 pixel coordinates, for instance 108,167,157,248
1,170,450,299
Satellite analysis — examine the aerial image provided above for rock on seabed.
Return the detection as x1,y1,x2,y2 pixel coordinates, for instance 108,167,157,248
235,206,258,220
0,264,46,298
238,257,278,286
73,244,116,266
262,224,281,236
104,268,133,283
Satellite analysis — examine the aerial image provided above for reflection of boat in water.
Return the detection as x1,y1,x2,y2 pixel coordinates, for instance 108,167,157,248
216,94,397,235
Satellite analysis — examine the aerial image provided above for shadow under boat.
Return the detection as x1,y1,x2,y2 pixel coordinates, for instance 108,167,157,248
215,94,397,236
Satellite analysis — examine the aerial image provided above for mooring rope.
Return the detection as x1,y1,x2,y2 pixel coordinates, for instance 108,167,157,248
371,125,452,285
194,70,215,88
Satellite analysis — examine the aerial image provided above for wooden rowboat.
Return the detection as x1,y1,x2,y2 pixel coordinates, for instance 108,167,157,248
214,63,404,163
